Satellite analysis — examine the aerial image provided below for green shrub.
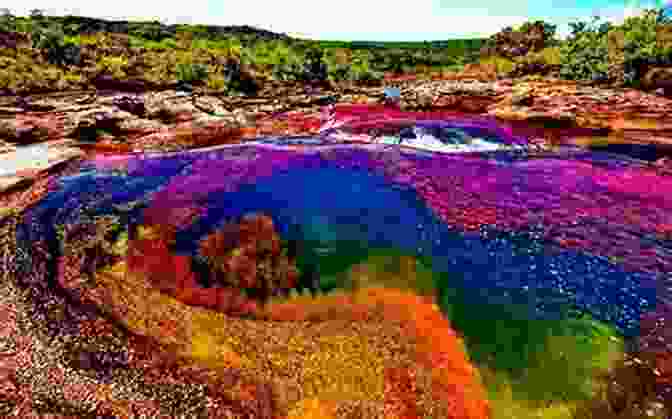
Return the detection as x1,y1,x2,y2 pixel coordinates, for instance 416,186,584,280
479,55,516,74
348,52,383,82
176,62,209,83
510,46,562,77
31,22,65,50
0,9,15,32
132,36,178,51
128,35,147,50
326,63,351,81
559,8,671,85
265,43,306,81
208,37,243,58
129,21,164,42
559,16,611,82
619,9,672,85
12,17,33,34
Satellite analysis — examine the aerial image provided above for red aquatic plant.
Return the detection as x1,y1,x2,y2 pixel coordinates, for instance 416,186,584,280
127,214,298,315
197,214,300,302
364,288,491,419
384,366,423,419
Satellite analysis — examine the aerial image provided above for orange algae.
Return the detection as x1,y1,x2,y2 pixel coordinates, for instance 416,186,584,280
360,288,490,419
285,398,339,419
259,287,490,418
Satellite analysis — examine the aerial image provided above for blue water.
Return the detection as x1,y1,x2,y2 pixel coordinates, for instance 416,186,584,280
15,145,659,338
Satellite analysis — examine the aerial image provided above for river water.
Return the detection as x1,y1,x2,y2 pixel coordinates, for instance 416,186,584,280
10,108,672,415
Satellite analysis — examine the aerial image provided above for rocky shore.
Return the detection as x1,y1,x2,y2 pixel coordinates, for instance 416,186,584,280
1,75,672,191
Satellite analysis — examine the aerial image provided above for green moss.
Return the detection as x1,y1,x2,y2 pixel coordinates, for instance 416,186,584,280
521,317,625,402
435,273,625,409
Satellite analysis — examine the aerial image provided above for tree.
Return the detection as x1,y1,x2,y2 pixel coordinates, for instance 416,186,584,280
29,8,44,20
0,8,14,31
656,5,672,24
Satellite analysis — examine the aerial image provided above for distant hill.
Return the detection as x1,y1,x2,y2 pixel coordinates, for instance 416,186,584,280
314,38,487,51
17,14,293,42
13,13,485,49
8,12,487,57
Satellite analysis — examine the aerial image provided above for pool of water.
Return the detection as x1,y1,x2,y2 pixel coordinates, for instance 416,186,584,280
10,112,672,418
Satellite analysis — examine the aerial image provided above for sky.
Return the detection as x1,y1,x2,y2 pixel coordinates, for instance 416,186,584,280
6,0,672,42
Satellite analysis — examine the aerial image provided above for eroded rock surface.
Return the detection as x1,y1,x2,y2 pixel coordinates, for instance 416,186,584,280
1,77,671,159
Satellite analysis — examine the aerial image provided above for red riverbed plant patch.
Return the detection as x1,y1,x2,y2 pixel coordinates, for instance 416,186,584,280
127,213,301,315
196,214,300,299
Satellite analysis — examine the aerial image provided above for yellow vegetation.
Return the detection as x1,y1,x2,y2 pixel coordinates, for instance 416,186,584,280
207,72,228,91
286,398,338,419
479,56,516,74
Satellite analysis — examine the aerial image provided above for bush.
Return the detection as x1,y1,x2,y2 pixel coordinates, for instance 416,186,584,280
138,37,177,51
559,8,671,85
559,16,611,82
481,20,558,59
0,9,14,32
619,9,672,85
348,52,384,83
326,63,351,82
176,62,209,84
510,46,562,77
129,21,164,42
302,47,328,82
267,44,305,82
479,56,516,75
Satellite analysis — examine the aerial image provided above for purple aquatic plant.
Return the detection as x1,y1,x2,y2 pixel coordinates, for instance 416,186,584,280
10,107,672,408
